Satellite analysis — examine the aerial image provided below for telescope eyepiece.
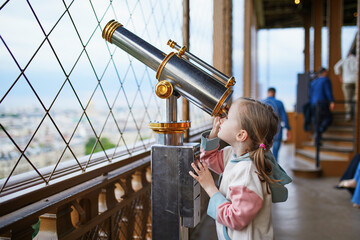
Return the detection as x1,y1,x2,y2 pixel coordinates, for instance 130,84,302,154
167,39,176,48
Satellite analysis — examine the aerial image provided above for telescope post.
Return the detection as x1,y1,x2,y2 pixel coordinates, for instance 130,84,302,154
101,20,235,239
150,94,200,240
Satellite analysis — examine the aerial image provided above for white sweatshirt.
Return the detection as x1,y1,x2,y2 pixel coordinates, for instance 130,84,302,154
334,54,357,84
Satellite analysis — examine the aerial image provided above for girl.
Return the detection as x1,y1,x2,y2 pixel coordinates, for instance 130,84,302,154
189,97,292,240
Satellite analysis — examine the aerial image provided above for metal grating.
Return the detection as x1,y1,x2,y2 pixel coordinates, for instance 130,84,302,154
188,0,213,127
0,0,182,194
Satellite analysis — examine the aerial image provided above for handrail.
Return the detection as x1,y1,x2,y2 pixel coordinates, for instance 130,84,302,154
314,100,356,168
0,145,152,217
0,143,153,197
0,126,209,239
0,158,150,231
0,125,210,217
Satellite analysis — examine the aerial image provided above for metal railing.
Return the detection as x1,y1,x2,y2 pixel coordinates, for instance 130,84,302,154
314,100,356,168
0,0,214,239
1,156,152,239
0,124,210,239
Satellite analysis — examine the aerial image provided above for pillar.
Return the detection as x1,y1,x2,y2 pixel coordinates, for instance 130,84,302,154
182,0,190,141
213,0,233,97
327,0,343,101
313,0,323,72
304,13,311,72
355,0,360,152
243,0,257,98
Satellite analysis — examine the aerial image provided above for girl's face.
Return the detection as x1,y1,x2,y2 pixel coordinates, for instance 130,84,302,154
217,102,241,144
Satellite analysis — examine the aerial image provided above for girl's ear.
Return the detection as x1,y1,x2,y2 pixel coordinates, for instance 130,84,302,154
236,129,248,142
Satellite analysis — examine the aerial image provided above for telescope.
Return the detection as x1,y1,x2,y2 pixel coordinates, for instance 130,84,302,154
102,20,234,118
102,20,236,240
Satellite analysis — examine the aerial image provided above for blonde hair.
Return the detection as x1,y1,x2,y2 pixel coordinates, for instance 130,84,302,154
233,97,280,193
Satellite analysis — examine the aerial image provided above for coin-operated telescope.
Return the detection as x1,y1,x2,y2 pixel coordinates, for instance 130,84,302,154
102,20,235,240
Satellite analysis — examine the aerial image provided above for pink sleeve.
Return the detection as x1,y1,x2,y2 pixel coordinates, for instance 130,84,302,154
200,146,224,174
216,185,263,230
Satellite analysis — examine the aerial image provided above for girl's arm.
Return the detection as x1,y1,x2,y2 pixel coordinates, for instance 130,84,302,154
200,132,225,174
199,117,225,174
207,186,263,231
190,157,264,231
189,161,219,197
207,165,264,231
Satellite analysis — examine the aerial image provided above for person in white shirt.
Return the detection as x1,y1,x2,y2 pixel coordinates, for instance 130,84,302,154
334,48,358,121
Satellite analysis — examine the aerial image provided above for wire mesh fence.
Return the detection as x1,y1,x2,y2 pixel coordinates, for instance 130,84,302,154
188,0,213,127
0,0,192,193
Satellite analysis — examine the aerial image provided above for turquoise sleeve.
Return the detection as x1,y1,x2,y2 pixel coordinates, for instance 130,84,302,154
207,191,229,219
201,131,220,151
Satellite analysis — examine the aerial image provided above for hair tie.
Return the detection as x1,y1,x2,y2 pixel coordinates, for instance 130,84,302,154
259,143,266,150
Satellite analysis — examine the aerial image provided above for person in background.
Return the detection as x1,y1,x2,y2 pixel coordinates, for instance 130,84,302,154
335,154,360,196
308,67,335,144
334,48,357,121
336,159,360,209
262,87,291,161
189,98,292,240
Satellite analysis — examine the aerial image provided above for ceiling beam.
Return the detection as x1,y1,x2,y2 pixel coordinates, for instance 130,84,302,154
254,0,265,28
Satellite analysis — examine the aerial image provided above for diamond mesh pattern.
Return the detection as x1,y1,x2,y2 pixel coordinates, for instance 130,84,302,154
189,0,213,127
0,0,182,193
114,192,151,239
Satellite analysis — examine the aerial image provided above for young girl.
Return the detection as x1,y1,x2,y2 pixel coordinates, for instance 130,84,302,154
189,97,292,240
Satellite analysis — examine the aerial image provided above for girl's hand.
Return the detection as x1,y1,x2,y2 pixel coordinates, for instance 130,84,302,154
189,161,219,197
208,117,221,139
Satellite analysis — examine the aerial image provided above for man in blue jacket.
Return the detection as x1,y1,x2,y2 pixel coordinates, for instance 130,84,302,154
309,67,335,144
263,87,291,161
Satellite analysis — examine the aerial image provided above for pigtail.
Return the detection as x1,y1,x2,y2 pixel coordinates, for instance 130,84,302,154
250,144,280,194
238,98,281,194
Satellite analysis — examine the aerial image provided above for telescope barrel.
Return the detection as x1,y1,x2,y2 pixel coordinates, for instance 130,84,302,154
102,20,233,117
103,20,164,71
157,54,231,116
167,40,230,85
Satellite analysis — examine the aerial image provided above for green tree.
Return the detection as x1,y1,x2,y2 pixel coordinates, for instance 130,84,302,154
85,137,116,155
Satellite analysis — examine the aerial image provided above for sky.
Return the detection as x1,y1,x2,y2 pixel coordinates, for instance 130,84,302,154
0,0,358,113
0,0,183,111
